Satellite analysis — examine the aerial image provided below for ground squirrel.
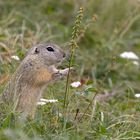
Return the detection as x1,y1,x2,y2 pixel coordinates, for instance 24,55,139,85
0,43,71,118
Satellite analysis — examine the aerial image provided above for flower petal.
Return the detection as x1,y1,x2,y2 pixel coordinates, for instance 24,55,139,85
135,93,140,98
40,98,58,103
37,102,46,105
11,55,20,61
70,81,81,88
120,52,139,60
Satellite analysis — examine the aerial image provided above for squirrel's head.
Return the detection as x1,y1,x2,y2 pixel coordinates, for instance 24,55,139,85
26,43,66,66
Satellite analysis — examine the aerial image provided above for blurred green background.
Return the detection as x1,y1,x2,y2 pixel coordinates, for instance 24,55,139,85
0,0,140,139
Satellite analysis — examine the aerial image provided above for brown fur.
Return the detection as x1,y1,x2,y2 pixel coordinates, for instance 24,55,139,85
0,43,69,118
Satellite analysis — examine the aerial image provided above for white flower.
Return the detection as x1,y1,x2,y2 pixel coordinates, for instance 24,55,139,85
135,93,140,98
11,55,20,61
37,98,58,106
58,113,63,117
70,81,81,88
40,98,58,103
133,61,139,66
37,102,46,105
120,52,139,60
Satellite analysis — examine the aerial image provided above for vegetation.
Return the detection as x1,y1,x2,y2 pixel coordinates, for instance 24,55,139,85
0,0,140,139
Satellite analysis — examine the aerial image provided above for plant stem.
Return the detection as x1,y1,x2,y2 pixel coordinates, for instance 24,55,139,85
63,46,74,130
63,7,83,130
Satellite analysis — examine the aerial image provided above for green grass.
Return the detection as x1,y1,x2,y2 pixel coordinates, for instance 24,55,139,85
0,0,140,139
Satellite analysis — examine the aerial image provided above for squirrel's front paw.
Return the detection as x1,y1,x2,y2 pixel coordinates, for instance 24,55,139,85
52,67,74,80
58,67,74,75
52,72,63,80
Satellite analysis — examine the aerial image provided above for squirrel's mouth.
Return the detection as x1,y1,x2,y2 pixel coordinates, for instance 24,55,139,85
57,57,65,63
54,56,66,66
57,59,61,62
56,60,62,64
55,59,64,67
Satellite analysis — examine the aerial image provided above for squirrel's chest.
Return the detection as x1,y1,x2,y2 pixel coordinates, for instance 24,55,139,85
35,68,53,86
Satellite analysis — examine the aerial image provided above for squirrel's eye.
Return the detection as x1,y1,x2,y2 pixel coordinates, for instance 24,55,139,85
46,47,54,52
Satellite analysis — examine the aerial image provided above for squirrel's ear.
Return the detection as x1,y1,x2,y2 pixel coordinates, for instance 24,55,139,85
34,48,39,54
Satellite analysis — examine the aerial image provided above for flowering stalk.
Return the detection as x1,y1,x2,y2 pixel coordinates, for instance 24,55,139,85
63,7,83,128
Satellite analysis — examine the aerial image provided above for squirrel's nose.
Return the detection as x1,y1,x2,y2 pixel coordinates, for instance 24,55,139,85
63,52,66,58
